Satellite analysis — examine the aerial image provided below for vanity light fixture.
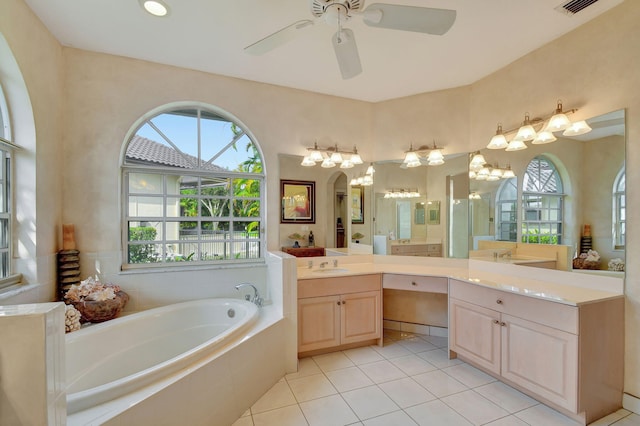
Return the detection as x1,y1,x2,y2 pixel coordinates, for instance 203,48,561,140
513,113,537,142
487,124,508,150
469,192,482,200
469,151,487,171
140,0,170,16
402,142,446,168
486,100,589,151
350,163,374,186
543,101,572,132
301,142,363,168
563,120,592,136
384,189,421,199
502,164,516,179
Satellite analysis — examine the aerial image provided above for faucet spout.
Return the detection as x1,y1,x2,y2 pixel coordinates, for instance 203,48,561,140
234,283,263,307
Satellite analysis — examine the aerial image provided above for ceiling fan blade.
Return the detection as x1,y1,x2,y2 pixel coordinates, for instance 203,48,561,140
362,4,456,35
332,28,362,79
245,20,314,55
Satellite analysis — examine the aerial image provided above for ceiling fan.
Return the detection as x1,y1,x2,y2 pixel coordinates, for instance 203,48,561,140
244,0,456,79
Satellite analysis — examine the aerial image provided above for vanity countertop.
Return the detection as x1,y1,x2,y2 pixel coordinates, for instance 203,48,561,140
296,258,623,307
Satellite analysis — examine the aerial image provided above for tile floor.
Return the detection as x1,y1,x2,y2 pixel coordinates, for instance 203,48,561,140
232,330,638,426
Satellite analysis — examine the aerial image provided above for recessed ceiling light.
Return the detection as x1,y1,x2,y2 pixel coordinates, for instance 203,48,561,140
140,0,170,17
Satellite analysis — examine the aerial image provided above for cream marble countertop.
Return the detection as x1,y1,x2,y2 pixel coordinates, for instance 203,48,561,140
296,256,623,307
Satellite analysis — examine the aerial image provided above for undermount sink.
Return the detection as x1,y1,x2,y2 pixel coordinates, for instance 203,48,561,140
311,268,349,274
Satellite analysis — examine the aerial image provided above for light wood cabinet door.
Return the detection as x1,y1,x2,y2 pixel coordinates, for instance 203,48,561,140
501,313,578,411
298,295,341,352
449,298,501,375
341,290,381,344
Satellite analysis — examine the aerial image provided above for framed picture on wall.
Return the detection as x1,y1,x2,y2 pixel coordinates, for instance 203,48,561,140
351,186,364,224
281,180,315,223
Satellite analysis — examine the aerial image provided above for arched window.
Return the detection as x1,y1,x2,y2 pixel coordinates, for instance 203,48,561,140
496,177,517,241
521,156,564,244
122,105,265,268
613,167,625,250
0,83,13,281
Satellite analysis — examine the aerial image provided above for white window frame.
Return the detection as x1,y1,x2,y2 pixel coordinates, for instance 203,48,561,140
495,177,518,241
613,167,625,250
521,156,564,245
121,106,265,270
0,82,19,288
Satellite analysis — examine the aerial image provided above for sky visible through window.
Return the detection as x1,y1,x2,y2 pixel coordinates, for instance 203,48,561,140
135,112,252,171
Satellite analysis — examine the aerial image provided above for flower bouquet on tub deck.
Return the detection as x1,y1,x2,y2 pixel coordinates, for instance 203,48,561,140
64,276,129,323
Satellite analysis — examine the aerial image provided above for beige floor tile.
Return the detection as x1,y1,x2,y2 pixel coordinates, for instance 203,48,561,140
389,354,438,376
442,363,497,388
609,413,640,425
285,357,321,381
514,404,581,426
474,381,538,413
416,348,463,369
483,415,530,426
377,377,436,408
343,346,384,365
312,351,355,372
441,390,509,425
325,366,375,392
420,335,448,348
299,394,359,426
232,415,254,426
412,369,468,398
252,404,308,426
589,408,632,426
358,359,407,384
362,410,419,426
370,342,412,359
396,337,438,353
251,380,297,414
404,399,473,426
341,385,400,420
287,373,337,402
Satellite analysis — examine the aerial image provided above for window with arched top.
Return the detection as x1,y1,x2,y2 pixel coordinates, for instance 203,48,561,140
0,83,13,281
521,156,564,244
496,177,518,241
122,105,265,268
613,167,625,250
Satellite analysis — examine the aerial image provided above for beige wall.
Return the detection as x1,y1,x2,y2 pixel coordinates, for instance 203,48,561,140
2,0,640,402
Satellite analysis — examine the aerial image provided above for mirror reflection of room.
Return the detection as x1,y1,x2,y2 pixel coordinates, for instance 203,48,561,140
469,109,625,274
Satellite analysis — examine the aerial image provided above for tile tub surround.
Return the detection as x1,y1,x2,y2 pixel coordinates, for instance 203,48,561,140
233,330,637,426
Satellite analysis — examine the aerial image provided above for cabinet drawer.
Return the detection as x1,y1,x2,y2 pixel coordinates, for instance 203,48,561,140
427,244,441,253
383,274,448,294
298,274,381,299
450,279,578,334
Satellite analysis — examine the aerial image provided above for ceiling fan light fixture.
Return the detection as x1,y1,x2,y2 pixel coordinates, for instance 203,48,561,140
140,0,169,17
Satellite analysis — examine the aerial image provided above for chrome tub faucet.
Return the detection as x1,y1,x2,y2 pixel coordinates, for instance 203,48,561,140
234,283,263,307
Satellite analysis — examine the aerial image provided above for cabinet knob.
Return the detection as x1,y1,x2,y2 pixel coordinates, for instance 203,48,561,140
496,299,503,305
492,319,499,325
411,281,417,286
337,301,341,305
342,300,346,305
500,321,506,327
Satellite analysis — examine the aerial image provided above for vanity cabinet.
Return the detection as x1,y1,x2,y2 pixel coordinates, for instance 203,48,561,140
298,274,382,355
449,279,623,424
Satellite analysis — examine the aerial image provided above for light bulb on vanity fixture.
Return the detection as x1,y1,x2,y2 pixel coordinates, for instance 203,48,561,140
301,142,363,168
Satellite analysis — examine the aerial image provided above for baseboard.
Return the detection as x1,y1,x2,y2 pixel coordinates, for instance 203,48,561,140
623,392,640,414
383,319,448,337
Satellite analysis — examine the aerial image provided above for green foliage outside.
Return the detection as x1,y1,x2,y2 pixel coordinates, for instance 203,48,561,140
129,226,158,263
521,229,559,245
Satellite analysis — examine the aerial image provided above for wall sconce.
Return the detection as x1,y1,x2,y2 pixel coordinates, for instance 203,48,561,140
301,142,363,168
402,141,445,168
487,100,591,151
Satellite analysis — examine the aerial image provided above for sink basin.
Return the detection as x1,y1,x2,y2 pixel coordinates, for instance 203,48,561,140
311,268,349,274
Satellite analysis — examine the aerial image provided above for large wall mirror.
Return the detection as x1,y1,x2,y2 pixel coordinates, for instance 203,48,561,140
468,109,626,273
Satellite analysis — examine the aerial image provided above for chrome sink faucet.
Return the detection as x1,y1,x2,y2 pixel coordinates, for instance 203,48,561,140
234,283,263,307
